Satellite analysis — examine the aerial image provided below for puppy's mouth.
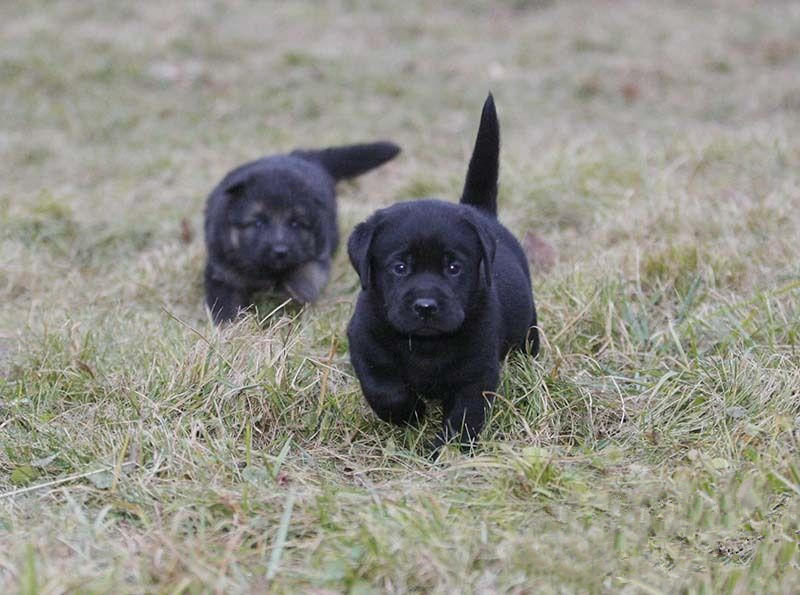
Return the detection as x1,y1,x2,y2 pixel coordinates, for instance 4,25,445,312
262,261,294,274
400,321,464,338
408,327,445,338
259,254,303,274
387,299,465,338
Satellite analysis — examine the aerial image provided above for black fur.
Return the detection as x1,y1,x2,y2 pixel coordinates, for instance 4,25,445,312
460,93,499,216
204,141,400,324
346,95,538,453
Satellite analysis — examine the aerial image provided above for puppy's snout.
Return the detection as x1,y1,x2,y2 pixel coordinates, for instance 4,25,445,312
413,298,439,320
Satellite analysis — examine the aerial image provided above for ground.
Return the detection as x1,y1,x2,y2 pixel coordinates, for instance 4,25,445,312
1,0,799,592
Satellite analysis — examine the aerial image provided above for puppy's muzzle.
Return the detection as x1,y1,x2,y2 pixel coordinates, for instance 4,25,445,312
262,243,292,270
412,298,439,320
270,243,289,260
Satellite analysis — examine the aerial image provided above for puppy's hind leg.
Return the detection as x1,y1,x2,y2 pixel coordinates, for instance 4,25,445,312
524,321,540,357
283,259,330,304
522,306,540,357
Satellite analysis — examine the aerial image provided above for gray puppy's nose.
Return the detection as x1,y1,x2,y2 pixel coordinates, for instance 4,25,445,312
413,298,439,320
271,244,289,258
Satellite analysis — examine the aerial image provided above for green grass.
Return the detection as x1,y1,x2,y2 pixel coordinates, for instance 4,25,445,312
1,0,799,592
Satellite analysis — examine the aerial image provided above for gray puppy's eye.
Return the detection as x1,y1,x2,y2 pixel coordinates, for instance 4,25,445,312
289,218,309,229
392,262,411,276
445,261,462,276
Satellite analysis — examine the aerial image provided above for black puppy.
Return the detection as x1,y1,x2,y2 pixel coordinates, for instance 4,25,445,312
204,141,400,323
347,95,538,451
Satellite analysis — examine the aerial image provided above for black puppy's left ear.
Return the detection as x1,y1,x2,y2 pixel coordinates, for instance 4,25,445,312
347,217,379,290
463,215,497,288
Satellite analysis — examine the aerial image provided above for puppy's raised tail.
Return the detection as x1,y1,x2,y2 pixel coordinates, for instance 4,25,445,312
460,93,499,218
294,141,400,181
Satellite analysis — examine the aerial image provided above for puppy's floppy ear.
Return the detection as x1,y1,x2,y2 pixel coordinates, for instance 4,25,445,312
219,170,251,199
348,217,380,290
462,214,496,288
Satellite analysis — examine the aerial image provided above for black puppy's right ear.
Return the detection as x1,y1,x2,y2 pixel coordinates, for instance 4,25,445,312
462,214,497,289
347,218,379,290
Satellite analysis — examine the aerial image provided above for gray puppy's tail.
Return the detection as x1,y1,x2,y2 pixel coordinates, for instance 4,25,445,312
293,141,400,181
460,93,499,217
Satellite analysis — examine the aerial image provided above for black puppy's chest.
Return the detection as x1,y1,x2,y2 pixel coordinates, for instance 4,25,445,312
396,336,491,396
402,343,453,394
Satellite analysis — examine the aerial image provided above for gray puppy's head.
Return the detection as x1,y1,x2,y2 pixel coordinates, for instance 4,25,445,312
210,159,334,277
206,142,401,282
225,176,324,274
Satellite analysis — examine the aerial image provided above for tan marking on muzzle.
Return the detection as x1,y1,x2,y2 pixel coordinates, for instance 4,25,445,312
229,227,240,249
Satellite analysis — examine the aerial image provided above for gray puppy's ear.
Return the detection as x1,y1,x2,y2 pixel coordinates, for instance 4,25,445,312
220,175,252,227
218,165,256,200
221,176,248,199
347,217,380,290
462,214,496,288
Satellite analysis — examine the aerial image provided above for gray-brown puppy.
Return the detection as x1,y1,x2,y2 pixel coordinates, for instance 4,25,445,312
204,142,400,323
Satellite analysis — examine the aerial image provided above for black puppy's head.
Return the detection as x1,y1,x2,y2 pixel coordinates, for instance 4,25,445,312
348,93,501,337
349,201,495,337
217,162,329,275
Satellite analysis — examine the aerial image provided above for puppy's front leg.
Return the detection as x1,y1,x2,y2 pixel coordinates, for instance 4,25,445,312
433,379,497,452
363,380,427,426
205,274,249,324
351,355,425,426
283,259,330,304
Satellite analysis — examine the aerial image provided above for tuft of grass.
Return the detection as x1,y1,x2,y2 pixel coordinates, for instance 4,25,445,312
1,0,800,592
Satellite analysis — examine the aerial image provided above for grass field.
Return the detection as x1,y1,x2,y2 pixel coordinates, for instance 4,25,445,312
2,0,799,592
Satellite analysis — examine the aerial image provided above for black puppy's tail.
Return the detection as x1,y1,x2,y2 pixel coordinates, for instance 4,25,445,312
460,93,499,217
294,141,400,181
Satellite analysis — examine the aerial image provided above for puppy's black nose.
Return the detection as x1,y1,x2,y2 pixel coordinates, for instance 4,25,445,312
413,298,439,320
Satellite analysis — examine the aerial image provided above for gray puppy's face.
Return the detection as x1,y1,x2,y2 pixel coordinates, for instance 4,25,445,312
224,191,319,275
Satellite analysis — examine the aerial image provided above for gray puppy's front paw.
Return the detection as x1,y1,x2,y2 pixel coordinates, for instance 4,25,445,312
283,260,330,304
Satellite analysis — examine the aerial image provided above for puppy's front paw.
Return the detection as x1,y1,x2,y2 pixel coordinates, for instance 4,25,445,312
205,277,249,325
427,432,479,459
371,394,426,427
283,261,330,304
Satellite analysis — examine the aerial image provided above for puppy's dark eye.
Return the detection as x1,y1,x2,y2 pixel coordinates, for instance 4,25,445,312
250,218,265,228
392,262,411,276
289,218,309,230
446,261,462,276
